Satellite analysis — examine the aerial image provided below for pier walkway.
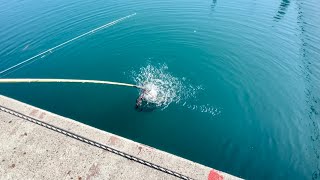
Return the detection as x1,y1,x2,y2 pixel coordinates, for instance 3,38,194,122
0,95,241,180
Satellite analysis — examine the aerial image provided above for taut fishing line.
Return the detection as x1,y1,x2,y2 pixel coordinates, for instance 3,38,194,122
0,13,136,77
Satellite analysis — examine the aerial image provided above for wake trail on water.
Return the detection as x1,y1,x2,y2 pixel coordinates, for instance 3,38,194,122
0,13,136,77
132,64,221,117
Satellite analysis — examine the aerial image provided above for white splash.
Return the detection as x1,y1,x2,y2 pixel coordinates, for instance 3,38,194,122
143,83,159,102
133,64,183,108
132,63,221,117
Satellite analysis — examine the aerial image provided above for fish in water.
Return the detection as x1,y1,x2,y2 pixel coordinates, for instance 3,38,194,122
135,87,158,112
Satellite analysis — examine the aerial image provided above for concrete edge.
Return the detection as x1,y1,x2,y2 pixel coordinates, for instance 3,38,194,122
0,95,242,180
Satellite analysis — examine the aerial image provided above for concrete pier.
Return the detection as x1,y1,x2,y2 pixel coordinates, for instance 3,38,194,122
0,95,241,180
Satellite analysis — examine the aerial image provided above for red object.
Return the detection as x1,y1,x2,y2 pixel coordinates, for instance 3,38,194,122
208,169,224,180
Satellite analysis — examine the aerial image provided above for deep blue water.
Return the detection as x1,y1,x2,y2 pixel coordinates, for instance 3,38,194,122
1,0,320,179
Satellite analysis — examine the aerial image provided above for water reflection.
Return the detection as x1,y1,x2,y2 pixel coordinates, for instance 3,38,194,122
274,0,291,21
296,1,320,179
211,0,217,11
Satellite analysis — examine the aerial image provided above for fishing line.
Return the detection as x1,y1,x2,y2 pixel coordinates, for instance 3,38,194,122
0,13,137,77
0,78,143,89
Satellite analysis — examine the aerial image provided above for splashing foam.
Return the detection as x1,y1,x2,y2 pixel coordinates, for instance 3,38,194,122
133,64,182,108
132,64,221,116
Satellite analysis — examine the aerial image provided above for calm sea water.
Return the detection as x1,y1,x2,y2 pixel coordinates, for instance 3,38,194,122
1,0,320,179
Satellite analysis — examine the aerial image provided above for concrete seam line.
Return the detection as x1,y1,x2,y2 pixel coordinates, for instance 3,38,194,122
0,105,192,180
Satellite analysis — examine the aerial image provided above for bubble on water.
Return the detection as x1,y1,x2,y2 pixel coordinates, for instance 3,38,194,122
182,103,221,117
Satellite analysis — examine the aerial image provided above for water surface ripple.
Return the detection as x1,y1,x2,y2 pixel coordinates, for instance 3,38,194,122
0,0,320,179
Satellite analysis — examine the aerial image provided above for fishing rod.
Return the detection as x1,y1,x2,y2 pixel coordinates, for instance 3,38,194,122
0,78,144,89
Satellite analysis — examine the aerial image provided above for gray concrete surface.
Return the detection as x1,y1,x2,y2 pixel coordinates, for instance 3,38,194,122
0,95,241,180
